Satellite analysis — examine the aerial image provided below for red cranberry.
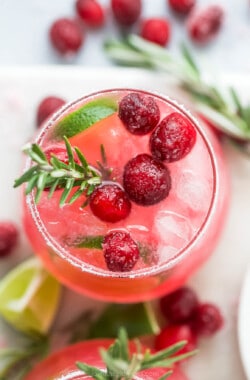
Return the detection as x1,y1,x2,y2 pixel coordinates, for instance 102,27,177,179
44,145,76,165
49,18,83,55
36,96,66,126
150,112,196,163
0,222,19,258
168,0,195,15
140,18,171,47
118,92,160,135
89,184,131,223
123,154,171,206
155,324,197,355
191,303,224,336
76,0,105,28
187,5,224,44
103,230,140,272
111,0,142,26
160,286,199,323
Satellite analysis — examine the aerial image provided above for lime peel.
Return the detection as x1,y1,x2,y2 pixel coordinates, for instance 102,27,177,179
52,97,118,139
0,257,61,335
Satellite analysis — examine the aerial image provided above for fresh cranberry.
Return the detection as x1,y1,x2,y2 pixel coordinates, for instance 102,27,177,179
187,5,224,44
111,0,142,26
76,0,105,28
103,230,140,272
36,96,66,126
191,303,224,336
150,112,196,163
118,92,160,135
89,184,131,223
49,18,83,55
160,286,199,323
0,222,19,258
155,324,197,355
140,18,171,46
168,0,195,15
123,154,171,206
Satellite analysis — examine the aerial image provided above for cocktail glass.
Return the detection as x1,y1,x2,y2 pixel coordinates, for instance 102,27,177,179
22,89,229,302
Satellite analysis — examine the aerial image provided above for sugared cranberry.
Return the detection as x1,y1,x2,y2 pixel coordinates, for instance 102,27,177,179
49,18,83,55
103,230,140,272
150,112,196,163
168,0,195,15
155,324,197,355
160,286,199,323
0,222,19,258
140,18,171,46
76,0,105,28
118,92,160,135
36,96,66,126
123,154,171,206
111,0,142,26
187,5,224,44
191,303,224,336
89,184,131,223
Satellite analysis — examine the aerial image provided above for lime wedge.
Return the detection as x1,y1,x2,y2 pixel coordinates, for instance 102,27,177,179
52,97,118,139
87,302,160,340
0,257,61,335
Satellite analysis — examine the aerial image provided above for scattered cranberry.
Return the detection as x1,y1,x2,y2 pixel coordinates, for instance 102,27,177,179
187,5,224,44
118,92,160,135
103,230,140,271
140,18,171,46
36,96,66,126
123,154,171,206
191,303,224,336
76,0,105,28
168,0,195,15
150,112,196,163
160,286,199,323
155,324,197,355
49,18,83,55
111,0,142,26
89,184,131,223
0,222,19,258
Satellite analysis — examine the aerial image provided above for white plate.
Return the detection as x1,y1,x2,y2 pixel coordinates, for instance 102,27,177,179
0,66,250,380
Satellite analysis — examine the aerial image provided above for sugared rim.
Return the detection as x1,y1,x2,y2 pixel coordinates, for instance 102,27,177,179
26,88,219,279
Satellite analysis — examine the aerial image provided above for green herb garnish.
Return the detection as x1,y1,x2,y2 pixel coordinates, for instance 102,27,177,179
14,137,102,206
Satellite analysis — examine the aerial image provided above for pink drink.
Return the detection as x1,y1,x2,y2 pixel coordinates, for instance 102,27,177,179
23,89,229,302
24,339,188,380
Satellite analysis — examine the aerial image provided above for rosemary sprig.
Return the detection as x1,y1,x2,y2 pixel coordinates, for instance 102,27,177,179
104,34,250,154
14,137,102,206
77,328,197,380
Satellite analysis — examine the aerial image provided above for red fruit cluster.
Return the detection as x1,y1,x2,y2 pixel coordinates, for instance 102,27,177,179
48,0,224,57
155,286,224,354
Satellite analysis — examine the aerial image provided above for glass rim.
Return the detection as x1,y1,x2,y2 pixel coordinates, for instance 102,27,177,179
25,88,219,279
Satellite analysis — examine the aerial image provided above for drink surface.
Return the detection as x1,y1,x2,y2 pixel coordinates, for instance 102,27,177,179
23,89,228,301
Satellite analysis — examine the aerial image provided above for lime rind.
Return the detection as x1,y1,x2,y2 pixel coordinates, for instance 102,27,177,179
0,257,61,335
52,97,118,139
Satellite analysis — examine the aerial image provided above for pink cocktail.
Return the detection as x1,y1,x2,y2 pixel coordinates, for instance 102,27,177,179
22,89,229,302
24,338,189,380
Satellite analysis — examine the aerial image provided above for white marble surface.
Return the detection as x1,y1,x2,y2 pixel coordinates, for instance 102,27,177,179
0,0,250,73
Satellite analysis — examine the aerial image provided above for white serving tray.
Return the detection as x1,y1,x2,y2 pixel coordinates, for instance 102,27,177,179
0,66,249,380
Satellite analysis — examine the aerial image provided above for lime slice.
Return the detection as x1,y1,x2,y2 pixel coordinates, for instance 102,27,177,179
52,97,118,139
87,302,160,340
0,257,61,335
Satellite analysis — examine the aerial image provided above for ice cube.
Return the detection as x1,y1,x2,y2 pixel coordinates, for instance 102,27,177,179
176,170,212,213
154,210,195,249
